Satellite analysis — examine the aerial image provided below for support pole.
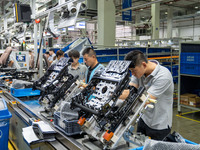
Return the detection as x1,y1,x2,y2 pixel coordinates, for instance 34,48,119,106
167,7,173,38
151,0,160,39
97,0,115,47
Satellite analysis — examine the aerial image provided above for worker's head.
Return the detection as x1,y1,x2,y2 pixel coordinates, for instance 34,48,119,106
45,51,50,58
49,49,55,55
68,50,80,66
56,50,64,60
82,47,97,68
125,50,148,78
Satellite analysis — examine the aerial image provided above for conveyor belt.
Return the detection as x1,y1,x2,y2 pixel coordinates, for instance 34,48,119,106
0,87,85,150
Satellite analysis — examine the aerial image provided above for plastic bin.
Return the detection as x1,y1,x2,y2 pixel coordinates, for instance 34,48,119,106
79,57,84,63
119,48,146,54
97,56,117,63
180,53,200,64
0,97,12,150
180,63,200,75
54,112,83,136
10,88,40,97
148,48,170,53
95,49,117,55
172,65,178,76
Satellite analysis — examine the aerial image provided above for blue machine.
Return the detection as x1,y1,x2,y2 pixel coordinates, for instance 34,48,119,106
0,97,12,150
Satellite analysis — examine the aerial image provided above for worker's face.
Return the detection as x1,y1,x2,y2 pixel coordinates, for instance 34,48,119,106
45,54,50,58
129,62,146,79
58,55,64,60
83,54,95,67
71,57,79,65
49,51,53,55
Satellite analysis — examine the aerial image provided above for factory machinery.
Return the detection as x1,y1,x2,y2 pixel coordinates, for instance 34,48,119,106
0,60,157,150
67,60,156,149
33,57,82,116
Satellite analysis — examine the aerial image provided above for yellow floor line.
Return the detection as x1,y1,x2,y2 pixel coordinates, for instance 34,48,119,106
181,110,200,115
176,114,200,124
8,141,15,150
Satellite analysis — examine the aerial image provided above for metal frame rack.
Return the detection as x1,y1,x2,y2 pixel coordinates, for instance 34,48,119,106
178,42,200,114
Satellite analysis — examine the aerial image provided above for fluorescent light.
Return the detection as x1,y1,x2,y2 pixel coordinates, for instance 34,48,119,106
195,6,198,9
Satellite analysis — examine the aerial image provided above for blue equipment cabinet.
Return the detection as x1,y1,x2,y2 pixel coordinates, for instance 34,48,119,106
0,97,12,150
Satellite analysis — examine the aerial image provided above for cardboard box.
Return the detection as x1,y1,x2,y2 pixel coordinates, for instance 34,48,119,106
180,100,189,105
180,93,197,105
189,97,200,107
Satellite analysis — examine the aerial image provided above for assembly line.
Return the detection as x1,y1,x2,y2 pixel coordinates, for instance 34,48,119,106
0,0,200,150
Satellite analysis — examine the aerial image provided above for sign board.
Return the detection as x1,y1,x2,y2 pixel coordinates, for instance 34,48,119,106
122,0,132,21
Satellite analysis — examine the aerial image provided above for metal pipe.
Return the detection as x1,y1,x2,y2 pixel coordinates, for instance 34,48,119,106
73,102,99,115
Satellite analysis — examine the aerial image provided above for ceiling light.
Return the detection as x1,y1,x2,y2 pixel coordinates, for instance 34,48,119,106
195,6,198,9
140,8,143,11
165,12,168,15
169,2,173,4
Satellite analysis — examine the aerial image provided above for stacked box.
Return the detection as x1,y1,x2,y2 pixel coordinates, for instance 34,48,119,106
189,97,200,107
180,93,197,105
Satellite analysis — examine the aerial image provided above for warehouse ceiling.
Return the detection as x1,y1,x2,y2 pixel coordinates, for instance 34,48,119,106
115,0,200,23
0,0,200,25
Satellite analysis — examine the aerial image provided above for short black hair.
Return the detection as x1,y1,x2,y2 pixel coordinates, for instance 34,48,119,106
56,50,64,57
125,50,148,68
45,51,50,55
82,47,96,57
49,49,54,52
68,50,80,58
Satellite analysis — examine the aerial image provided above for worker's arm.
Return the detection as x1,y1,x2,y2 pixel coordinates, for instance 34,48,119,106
79,79,88,88
144,93,157,107
119,82,138,100
8,60,14,67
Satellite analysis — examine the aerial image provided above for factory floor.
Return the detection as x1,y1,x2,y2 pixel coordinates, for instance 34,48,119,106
172,107,200,144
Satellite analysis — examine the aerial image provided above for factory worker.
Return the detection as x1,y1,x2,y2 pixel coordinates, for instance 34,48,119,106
48,49,56,63
29,49,34,69
82,47,104,85
44,51,50,60
121,50,174,140
51,50,64,65
67,50,87,81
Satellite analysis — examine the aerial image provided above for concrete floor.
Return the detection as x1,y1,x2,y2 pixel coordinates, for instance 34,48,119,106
172,107,200,144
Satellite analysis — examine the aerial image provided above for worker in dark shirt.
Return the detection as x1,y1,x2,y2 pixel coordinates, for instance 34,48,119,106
82,48,104,84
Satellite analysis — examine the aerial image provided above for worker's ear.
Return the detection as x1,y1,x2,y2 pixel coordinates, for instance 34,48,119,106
92,55,96,58
142,62,147,68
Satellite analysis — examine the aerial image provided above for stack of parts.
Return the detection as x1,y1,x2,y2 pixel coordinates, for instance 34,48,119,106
22,121,56,145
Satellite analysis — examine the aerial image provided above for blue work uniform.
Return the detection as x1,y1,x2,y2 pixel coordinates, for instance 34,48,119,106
85,63,104,84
